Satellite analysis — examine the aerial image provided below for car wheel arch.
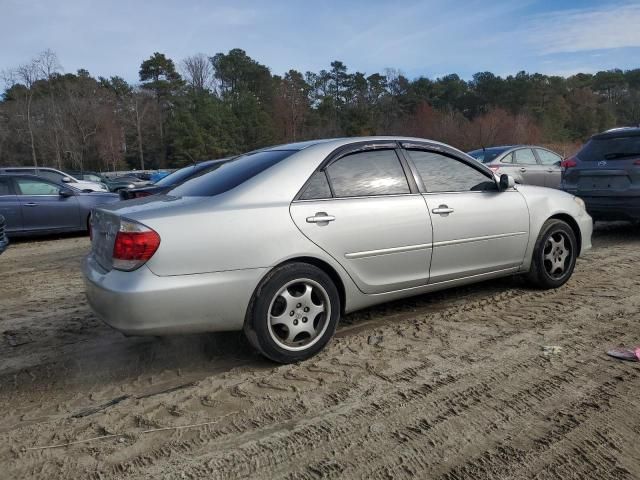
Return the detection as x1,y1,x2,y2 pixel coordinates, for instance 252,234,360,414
548,213,582,256
257,256,347,316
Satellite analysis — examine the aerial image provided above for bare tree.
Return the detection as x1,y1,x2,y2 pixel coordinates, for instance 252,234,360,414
181,53,213,93
37,49,64,168
2,58,43,166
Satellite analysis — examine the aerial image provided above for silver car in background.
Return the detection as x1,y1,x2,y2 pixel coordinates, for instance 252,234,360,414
84,137,592,363
468,145,564,188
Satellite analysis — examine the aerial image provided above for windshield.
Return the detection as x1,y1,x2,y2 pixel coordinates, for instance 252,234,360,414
467,147,510,163
579,135,640,161
169,150,296,197
156,161,224,186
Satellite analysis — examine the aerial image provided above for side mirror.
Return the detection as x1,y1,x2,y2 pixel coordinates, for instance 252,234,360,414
59,188,74,198
499,174,515,191
61,176,72,183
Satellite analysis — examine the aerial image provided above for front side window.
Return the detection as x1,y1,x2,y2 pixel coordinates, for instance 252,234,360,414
16,179,60,195
326,149,410,198
38,170,65,182
406,150,496,192
514,149,538,165
536,149,562,165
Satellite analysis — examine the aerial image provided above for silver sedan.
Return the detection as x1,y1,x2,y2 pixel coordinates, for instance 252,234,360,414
467,145,564,189
84,137,592,363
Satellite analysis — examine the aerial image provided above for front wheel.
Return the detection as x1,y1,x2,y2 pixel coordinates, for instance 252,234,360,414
244,263,341,364
526,219,577,289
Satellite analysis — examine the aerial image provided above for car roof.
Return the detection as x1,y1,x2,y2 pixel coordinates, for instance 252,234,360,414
594,127,640,139
260,136,471,156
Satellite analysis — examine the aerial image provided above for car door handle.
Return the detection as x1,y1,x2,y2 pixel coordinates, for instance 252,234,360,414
432,205,454,215
306,212,335,224
24,202,38,207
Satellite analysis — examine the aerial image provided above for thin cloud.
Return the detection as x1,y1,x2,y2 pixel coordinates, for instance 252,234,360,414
527,3,640,54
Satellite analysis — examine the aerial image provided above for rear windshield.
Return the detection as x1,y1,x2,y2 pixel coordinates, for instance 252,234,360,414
467,148,509,163
579,136,640,161
156,162,221,186
169,150,296,197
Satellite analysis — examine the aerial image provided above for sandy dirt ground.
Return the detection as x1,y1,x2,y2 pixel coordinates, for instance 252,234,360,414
1,224,639,479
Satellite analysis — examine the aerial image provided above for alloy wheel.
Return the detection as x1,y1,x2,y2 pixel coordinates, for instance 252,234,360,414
267,279,331,352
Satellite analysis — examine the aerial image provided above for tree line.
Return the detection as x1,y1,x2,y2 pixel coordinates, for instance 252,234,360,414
1,48,638,171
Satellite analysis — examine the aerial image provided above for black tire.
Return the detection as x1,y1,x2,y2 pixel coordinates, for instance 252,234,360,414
244,263,341,364
526,219,577,289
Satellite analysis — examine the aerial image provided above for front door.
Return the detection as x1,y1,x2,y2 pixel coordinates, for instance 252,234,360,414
14,178,80,232
402,147,530,284
290,146,433,294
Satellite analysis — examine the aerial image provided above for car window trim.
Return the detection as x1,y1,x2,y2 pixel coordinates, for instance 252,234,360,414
399,143,497,194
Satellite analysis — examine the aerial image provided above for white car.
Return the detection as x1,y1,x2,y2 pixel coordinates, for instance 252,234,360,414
0,167,108,192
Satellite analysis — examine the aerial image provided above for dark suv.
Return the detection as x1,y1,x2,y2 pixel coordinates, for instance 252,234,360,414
562,127,640,221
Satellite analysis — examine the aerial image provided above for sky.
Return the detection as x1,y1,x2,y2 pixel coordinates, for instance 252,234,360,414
2,0,640,82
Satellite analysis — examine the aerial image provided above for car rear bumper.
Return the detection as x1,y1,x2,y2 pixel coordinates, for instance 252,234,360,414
577,195,640,221
83,255,266,335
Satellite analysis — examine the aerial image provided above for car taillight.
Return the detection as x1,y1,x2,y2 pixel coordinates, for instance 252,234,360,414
488,165,500,172
112,219,160,271
634,159,640,165
561,157,577,169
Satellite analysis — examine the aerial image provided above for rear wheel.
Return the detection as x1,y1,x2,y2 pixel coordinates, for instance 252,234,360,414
244,263,340,364
526,219,577,289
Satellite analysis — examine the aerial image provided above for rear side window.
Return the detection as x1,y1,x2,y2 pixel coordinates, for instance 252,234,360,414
326,149,410,197
514,149,537,165
0,178,12,195
169,150,295,197
501,152,514,164
300,172,332,200
406,150,496,192
579,136,640,161
536,149,562,165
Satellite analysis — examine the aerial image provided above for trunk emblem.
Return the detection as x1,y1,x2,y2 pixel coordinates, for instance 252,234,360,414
598,160,607,167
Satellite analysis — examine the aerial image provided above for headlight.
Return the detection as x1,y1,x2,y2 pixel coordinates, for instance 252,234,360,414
573,196,586,210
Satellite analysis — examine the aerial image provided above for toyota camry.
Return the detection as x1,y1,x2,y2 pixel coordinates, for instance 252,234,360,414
84,137,592,363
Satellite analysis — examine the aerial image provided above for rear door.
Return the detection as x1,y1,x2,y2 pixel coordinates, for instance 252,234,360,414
513,148,546,186
402,145,529,284
534,148,563,189
290,143,434,294
14,178,81,232
0,177,23,234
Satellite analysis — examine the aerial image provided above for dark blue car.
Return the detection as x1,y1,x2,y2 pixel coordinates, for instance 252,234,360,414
562,127,640,221
0,174,120,236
